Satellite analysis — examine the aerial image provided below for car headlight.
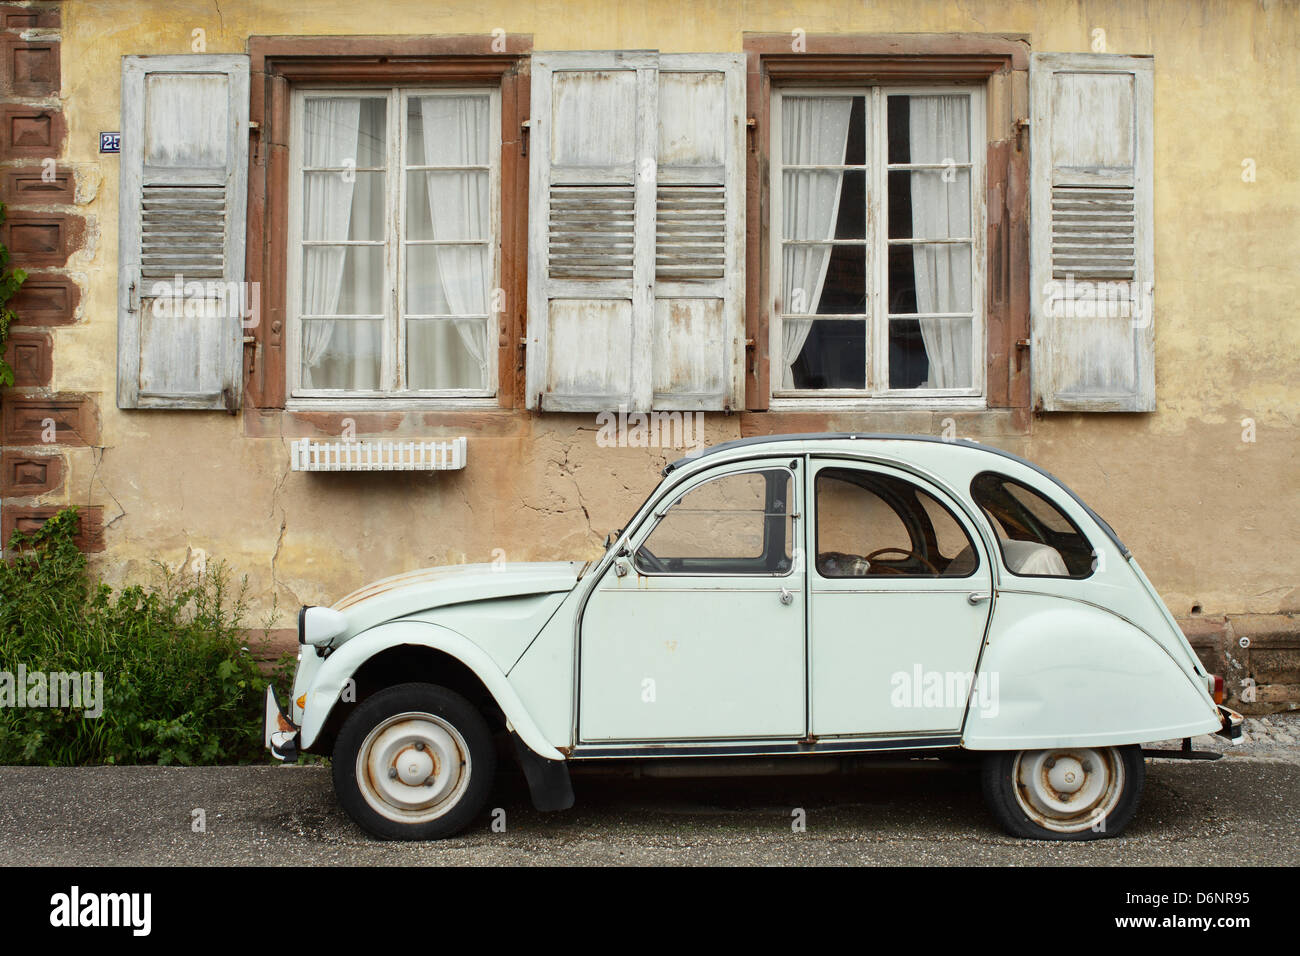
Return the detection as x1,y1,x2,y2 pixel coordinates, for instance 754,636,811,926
299,604,348,648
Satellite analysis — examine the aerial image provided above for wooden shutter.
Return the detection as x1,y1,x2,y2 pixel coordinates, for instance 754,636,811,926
118,55,249,410
526,51,657,411
653,54,745,410
1030,53,1154,412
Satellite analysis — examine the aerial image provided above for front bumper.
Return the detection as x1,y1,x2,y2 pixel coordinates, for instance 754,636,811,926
1216,704,1244,742
263,685,301,763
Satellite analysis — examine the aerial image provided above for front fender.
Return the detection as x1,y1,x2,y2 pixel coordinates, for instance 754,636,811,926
298,619,564,761
962,594,1222,750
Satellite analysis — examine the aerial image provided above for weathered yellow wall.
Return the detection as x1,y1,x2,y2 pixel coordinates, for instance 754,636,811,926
40,0,1300,626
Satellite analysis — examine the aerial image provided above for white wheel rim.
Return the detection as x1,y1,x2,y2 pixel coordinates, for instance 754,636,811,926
1013,747,1123,834
355,712,472,824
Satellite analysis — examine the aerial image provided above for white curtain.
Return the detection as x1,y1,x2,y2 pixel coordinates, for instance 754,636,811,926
301,97,379,390
418,95,491,390
908,95,972,389
781,97,853,389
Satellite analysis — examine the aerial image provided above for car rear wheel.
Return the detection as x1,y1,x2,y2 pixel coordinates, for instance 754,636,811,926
981,745,1144,840
332,682,496,840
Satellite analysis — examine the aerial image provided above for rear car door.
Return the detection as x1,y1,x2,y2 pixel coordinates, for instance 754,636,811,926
807,459,994,737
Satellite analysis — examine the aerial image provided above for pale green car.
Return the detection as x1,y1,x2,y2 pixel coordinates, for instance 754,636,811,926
265,434,1242,841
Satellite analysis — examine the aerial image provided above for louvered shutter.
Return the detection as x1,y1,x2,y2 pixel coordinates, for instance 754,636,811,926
118,55,249,410
526,51,657,411
1030,53,1154,412
652,54,745,410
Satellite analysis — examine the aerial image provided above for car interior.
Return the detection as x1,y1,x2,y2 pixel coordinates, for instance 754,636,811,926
814,468,978,578
968,472,1096,578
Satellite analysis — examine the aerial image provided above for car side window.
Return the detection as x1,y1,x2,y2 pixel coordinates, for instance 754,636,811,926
634,469,794,575
970,472,1095,578
814,468,977,578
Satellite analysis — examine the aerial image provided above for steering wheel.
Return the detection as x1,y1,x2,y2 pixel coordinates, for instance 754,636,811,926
633,545,668,573
864,547,941,576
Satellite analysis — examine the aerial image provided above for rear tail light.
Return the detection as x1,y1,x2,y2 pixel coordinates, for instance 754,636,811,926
1209,674,1225,705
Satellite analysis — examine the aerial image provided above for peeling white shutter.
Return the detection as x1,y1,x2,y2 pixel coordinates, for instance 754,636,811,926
1030,53,1154,412
653,54,745,410
526,51,657,411
526,51,744,412
118,55,249,410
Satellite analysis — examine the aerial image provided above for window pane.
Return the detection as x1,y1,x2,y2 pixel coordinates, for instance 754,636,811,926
300,319,382,390
407,318,490,390
303,96,387,168
303,170,385,242
783,319,866,390
302,245,384,316
815,468,976,578
406,245,489,316
405,170,489,241
407,94,490,166
887,94,970,165
636,470,793,574
888,243,972,314
887,169,971,240
888,317,972,390
782,170,865,240
781,95,860,166
970,473,1096,578
782,244,866,315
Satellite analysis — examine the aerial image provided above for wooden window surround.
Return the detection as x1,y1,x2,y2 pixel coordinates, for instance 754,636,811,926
245,35,532,413
742,33,1031,422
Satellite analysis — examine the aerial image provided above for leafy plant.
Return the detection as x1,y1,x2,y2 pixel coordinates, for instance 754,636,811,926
0,508,282,765
0,201,28,388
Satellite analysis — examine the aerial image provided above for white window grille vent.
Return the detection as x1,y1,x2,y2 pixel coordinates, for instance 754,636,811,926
290,437,467,472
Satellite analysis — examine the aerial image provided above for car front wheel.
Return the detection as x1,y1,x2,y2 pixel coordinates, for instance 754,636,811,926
981,745,1144,840
332,682,496,840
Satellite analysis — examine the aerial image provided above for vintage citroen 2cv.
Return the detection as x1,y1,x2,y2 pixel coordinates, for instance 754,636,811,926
266,434,1242,841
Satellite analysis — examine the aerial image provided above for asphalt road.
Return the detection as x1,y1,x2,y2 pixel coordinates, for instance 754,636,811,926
1,743,1297,866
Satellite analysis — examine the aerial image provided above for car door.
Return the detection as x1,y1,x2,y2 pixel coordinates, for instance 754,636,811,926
579,460,805,742
807,459,994,737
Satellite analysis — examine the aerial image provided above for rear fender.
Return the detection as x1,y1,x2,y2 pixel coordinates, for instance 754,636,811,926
963,596,1222,750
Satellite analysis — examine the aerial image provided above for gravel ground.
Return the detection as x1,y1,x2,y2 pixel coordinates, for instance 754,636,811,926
1,714,1296,866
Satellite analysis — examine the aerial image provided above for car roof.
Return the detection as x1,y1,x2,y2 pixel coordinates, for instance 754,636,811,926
664,432,1130,557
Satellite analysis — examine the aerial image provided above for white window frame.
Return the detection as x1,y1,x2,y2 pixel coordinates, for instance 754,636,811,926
768,83,986,409
286,85,501,407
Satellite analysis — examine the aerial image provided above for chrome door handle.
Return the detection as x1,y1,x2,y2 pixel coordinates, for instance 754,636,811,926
967,591,991,605
779,588,794,606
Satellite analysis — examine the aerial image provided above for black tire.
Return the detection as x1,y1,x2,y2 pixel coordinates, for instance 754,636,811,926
332,682,496,840
981,744,1145,840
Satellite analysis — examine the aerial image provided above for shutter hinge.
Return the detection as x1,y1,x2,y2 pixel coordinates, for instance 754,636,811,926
746,116,757,152
1013,117,1030,151
520,119,531,157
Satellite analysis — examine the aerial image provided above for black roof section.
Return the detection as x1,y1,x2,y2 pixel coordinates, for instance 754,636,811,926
664,432,1130,558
